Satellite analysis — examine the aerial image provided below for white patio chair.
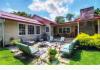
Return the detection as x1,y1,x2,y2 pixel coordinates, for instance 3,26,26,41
60,37,65,42
49,36,53,42
59,37,65,45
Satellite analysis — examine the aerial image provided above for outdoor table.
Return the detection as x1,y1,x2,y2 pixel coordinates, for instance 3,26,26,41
34,50,46,64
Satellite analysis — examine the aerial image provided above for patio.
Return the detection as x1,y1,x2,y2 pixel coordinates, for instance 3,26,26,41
8,38,74,65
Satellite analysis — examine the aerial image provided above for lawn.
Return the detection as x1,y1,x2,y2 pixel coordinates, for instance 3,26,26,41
0,47,100,65
0,48,26,65
70,50,100,65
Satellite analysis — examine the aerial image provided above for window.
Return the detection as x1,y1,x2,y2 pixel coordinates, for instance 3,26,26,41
19,24,26,35
59,28,63,33
63,27,71,33
45,26,49,32
28,25,34,34
36,26,40,34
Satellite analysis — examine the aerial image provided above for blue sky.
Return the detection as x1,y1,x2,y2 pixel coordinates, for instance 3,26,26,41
0,0,100,20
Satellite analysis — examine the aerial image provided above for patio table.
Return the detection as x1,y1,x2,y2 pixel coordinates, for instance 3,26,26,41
34,50,46,64
35,50,45,57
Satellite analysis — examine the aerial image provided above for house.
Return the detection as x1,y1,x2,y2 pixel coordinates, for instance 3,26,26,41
53,21,78,38
54,7,100,37
0,11,56,46
53,15,100,38
76,7,100,35
0,7,100,47
75,16,100,35
32,15,57,36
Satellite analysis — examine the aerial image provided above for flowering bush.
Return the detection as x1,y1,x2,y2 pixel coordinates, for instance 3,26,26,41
76,33,100,49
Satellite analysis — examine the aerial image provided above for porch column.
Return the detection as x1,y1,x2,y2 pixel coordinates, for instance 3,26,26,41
98,19,100,34
77,21,80,34
2,19,5,47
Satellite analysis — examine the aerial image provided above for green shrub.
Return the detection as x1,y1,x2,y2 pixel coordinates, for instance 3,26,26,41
48,48,57,56
48,48,57,62
10,39,20,45
76,33,100,49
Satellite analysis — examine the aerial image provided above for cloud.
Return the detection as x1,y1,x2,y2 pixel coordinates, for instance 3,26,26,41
28,0,74,20
1,2,18,13
2,8,18,13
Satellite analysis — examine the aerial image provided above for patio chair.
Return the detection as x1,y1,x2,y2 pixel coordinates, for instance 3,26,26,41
60,39,77,57
20,37,35,46
60,37,65,42
58,37,65,45
49,36,54,42
16,42,39,56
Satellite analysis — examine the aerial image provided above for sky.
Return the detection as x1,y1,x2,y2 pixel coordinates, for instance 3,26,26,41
0,0,100,20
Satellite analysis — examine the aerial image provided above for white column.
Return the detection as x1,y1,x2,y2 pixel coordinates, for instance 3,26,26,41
98,19,100,34
77,22,80,35
2,19,5,47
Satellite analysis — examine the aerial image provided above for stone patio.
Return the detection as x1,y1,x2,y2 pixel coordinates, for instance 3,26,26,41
8,38,73,65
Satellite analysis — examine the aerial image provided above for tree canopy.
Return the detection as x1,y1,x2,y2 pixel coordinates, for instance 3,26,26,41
94,8,100,16
66,13,74,21
55,16,65,24
12,11,32,18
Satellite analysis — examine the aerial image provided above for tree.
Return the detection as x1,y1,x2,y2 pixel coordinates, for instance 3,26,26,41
95,8,100,16
55,16,65,24
12,11,32,18
66,13,74,21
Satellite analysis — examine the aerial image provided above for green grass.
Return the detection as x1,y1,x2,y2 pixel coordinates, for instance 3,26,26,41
1,47,100,65
0,48,36,65
0,48,24,65
70,50,100,65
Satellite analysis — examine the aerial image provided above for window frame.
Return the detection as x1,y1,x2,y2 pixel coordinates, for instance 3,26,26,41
45,26,49,32
36,25,41,34
58,27,63,33
28,25,34,35
63,27,71,34
18,24,26,35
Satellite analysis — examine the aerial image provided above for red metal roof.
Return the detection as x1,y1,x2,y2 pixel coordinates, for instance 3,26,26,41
32,15,57,25
0,11,43,25
75,16,100,22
